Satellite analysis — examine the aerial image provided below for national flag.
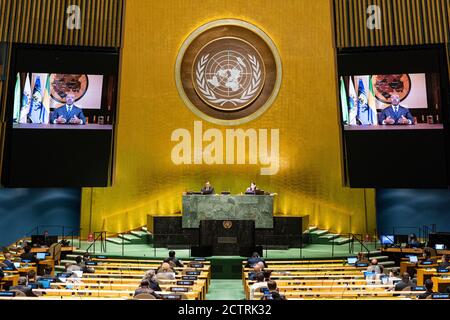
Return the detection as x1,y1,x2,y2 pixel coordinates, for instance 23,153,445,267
357,78,372,125
348,77,358,125
41,74,51,124
339,77,349,125
13,73,21,123
20,74,32,123
367,76,378,125
28,76,45,123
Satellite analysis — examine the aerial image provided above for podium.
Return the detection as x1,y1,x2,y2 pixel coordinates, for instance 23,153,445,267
199,220,255,256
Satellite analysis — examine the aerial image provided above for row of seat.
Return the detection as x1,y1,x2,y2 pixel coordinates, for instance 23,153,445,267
243,258,424,300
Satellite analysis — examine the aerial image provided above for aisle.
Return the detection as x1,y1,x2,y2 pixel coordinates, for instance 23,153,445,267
205,280,245,300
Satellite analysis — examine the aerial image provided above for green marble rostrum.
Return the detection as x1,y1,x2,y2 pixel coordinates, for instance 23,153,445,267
182,194,274,229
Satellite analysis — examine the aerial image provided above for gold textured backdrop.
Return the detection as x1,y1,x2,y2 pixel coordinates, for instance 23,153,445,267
80,0,376,237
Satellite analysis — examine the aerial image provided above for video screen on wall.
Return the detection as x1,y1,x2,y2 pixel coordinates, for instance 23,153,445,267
337,45,450,188
12,73,114,128
339,72,442,129
1,44,119,187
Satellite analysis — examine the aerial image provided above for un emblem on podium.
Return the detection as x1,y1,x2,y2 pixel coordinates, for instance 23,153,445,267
176,19,282,125
223,220,233,229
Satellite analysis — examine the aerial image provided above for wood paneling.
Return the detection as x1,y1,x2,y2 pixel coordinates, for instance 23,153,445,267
334,0,450,47
0,0,123,47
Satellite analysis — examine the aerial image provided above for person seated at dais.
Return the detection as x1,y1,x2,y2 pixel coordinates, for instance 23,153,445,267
201,181,215,194
246,182,259,194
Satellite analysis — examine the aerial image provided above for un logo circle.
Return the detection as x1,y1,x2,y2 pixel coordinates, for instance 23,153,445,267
176,19,282,126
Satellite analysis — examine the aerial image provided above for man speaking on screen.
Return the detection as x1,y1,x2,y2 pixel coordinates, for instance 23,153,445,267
379,94,414,125
50,93,86,125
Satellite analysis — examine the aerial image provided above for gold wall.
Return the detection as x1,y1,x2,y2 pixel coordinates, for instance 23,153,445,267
80,0,377,237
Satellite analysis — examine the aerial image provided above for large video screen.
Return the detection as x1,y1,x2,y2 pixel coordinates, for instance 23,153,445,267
339,72,442,129
1,45,119,187
337,45,450,188
12,72,114,129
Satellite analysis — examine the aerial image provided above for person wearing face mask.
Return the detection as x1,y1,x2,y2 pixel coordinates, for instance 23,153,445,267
379,94,415,125
50,93,86,125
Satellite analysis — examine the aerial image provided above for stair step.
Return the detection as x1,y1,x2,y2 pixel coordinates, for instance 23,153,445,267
130,230,150,238
308,226,318,231
332,237,352,245
309,229,329,236
118,234,140,241
106,237,131,245
141,226,148,232
318,234,340,240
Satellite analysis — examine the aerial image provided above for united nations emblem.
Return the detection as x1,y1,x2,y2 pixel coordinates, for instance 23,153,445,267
176,19,282,125
223,220,233,229
371,74,411,104
49,74,89,103
194,38,264,111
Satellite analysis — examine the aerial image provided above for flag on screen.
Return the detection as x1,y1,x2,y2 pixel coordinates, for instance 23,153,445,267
357,78,372,125
41,74,51,124
13,73,21,123
28,76,45,123
19,74,31,123
368,76,378,126
340,77,349,124
348,77,358,125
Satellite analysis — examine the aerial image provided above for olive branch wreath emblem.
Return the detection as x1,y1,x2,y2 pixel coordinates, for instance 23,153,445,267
195,54,262,106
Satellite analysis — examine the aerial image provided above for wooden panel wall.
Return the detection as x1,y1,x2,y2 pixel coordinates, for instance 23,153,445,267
334,0,450,47
0,0,123,47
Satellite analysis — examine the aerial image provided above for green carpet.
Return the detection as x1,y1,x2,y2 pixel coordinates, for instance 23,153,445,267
206,280,245,300
67,241,380,279
72,241,380,260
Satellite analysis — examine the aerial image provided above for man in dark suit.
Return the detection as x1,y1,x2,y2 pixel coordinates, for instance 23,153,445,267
20,246,37,263
201,181,214,194
2,253,16,270
394,272,414,291
438,254,450,269
163,250,183,268
417,279,434,299
379,94,414,125
50,93,86,125
246,252,268,268
10,277,38,297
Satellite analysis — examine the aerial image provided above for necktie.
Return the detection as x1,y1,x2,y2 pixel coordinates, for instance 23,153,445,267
67,106,72,114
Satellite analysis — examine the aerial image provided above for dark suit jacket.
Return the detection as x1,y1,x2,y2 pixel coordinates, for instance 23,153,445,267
2,260,16,270
201,187,214,194
0,268,4,278
394,280,414,291
164,257,183,268
20,252,37,263
246,257,268,268
9,285,38,297
50,105,86,124
417,291,433,299
379,105,414,125
438,261,450,269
